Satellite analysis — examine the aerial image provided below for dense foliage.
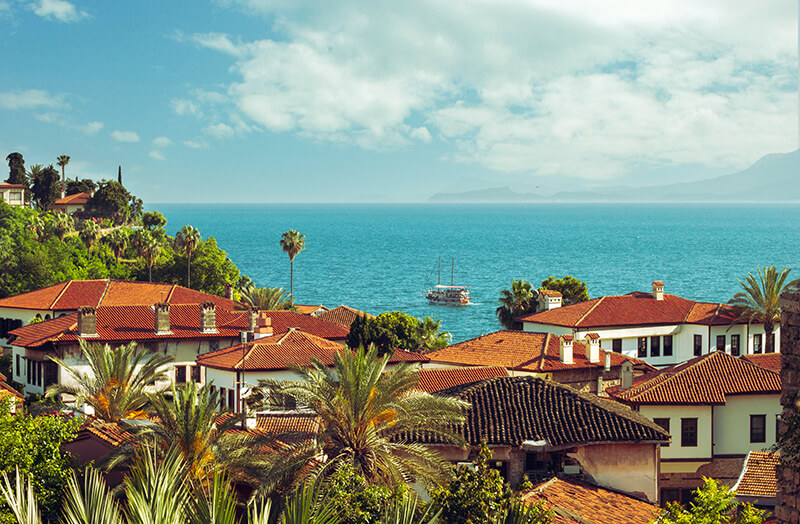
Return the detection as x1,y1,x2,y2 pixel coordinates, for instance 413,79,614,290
496,279,537,330
5,153,26,185
654,477,767,523
83,180,143,225
539,275,589,305
0,407,78,523
346,312,450,353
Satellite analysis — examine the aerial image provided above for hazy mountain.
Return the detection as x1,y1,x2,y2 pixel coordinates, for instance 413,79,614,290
428,186,545,202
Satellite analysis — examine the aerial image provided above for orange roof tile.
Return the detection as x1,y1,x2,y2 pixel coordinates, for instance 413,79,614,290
317,305,374,327
53,192,91,205
198,330,427,371
607,351,781,405
219,310,350,340
734,451,779,499
293,304,328,315
77,418,129,447
0,373,23,401
522,477,659,524
416,366,509,393
426,331,653,374
256,412,320,435
520,291,743,328
741,353,781,374
0,183,27,189
540,289,563,297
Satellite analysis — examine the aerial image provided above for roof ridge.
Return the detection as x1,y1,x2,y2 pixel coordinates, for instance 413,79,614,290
574,296,604,327
96,280,112,307
538,333,551,372
165,284,177,303
48,281,72,310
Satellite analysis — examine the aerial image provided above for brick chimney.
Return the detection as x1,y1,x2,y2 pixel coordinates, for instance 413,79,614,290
154,302,171,335
620,360,633,390
559,334,574,364
248,307,258,332
77,306,98,337
201,301,216,333
539,290,563,310
584,333,600,363
254,314,273,340
224,282,233,300
652,280,664,301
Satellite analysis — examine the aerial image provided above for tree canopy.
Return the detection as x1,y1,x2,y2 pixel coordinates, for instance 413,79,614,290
85,180,143,224
65,177,96,196
539,275,589,305
29,165,61,210
346,311,450,354
496,279,537,330
5,152,26,185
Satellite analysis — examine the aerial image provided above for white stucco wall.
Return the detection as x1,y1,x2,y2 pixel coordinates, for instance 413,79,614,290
639,405,712,460
713,394,781,456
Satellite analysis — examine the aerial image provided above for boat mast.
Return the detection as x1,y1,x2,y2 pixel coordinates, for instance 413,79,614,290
451,257,454,286
437,256,441,285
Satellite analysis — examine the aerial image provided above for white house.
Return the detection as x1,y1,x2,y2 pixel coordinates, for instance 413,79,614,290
606,350,781,505
519,281,778,368
0,183,26,208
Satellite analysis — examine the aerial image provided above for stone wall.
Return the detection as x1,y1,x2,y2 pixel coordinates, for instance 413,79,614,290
777,291,800,523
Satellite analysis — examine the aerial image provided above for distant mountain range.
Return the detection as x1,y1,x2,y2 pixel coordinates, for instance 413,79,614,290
428,149,800,203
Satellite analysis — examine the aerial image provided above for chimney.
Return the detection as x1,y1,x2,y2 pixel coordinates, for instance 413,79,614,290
604,351,611,372
559,334,574,364
154,302,171,335
596,376,604,396
254,314,273,340
89,189,95,198
60,190,65,200
652,280,664,301
620,360,633,390
77,306,98,337
540,290,563,310
224,282,233,300
201,301,216,333
584,333,601,363
247,307,258,332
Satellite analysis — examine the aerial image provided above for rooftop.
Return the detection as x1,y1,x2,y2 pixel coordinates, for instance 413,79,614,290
607,351,781,405
734,451,779,499
53,192,91,205
741,353,781,374
416,366,509,393
317,305,374,327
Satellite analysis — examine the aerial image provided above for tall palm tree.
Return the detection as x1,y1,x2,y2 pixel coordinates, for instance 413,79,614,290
496,279,537,330
247,345,468,496
729,266,799,354
280,230,305,301
138,231,164,282
240,285,294,310
56,155,70,193
105,228,129,263
175,225,202,288
79,220,101,250
46,340,174,423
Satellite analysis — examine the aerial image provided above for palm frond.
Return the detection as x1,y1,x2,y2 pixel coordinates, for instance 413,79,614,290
0,468,43,524
60,468,124,524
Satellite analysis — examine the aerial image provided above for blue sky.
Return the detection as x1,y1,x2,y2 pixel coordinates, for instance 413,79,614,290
1,0,797,203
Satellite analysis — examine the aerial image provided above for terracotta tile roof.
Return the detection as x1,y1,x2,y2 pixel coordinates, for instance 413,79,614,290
0,280,239,311
219,310,350,340
317,305,374,327
416,366,509,393
428,376,669,448
521,477,660,524
741,353,782,374
539,289,563,297
0,183,27,189
198,330,427,371
734,451,779,499
519,291,743,328
293,304,329,315
77,418,129,447
255,412,320,437
0,373,23,400
54,192,91,205
426,331,654,374
607,351,781,405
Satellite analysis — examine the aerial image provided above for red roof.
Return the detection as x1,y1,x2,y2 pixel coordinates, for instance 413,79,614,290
0,372,23,401
426,330,653,374
53,192,90,205
77,418,128,447
0,280,240,311
607,351,781,405
741,353,781,374
293,304,328,315
198,330,427,371
416,366,509,393
317,305,373,326
9,306,349,348
0,183,27,189
520,291,743,328
521,477,659,524
734,451,779,499
255,412,320,435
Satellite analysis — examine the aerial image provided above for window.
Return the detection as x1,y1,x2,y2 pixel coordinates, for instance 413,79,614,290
663,335,673,356
693,335,702,356
750,415,766,443
219,388,227,409
191,365,201,382
228,389,235,412
650,336,660,357
731,335,740,356
654,418,670,446
9,191,21,201
753,334,762,354
716,335,726,352
766,333,775,353
681,418,697,447
612,339,622,353
15,355,20,377
175,365,186,384
637,337,647,358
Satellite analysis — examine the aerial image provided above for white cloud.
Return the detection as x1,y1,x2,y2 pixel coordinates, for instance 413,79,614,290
33,0,87,22
172,99,201,117
185,0,797,178
111,130,140,143
0,89,65,110
76,121,103,135
183,140,209,149
148,150,166,161
152,136,172,147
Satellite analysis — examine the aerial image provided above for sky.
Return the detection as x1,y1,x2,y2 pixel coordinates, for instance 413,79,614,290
0,0,798,203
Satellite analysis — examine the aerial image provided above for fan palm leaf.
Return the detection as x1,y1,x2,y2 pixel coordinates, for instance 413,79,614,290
241,285,295,310
60,467,124,524
0,468,43,524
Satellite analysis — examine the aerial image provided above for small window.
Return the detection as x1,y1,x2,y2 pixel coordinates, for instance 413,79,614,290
612,339,622,353
175,365,186,384
219,387,227,409
681,418,697,447
15,355,20,377
716,335,726,352
637,337,647,358
654,418,670,447
191,365,201,382
693,335,702,356
650,336,660,357
731,335,740,356
750,415,766,443
766,333,775,353
753,334,762,354
663,335,673,356
228,389,235,412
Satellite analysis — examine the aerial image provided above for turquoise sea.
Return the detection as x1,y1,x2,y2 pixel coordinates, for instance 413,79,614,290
154,204,800,343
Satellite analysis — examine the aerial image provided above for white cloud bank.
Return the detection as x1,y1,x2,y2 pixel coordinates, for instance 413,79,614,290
111,130,140,143
33,0,87,22
184,0,797,179
0,89,65,110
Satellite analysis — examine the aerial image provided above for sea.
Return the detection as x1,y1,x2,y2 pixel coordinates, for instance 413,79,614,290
154,203,800,343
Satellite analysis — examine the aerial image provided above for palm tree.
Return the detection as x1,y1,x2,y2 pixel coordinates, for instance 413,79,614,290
47,213,74,241
138,231,164,282
175,225,202,288
417,316,451,352
45,340,174,423
496,279,537,330
248,345,468,496
56,155,70,193
105,228,129,263
79,220,101,250
280,230,305,301
729,266,799,354
240,285,294,310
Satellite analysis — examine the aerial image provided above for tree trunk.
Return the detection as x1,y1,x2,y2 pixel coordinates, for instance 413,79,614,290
187,250,191,288
765,324,775,353
290,259,294,302
149,263,153,283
